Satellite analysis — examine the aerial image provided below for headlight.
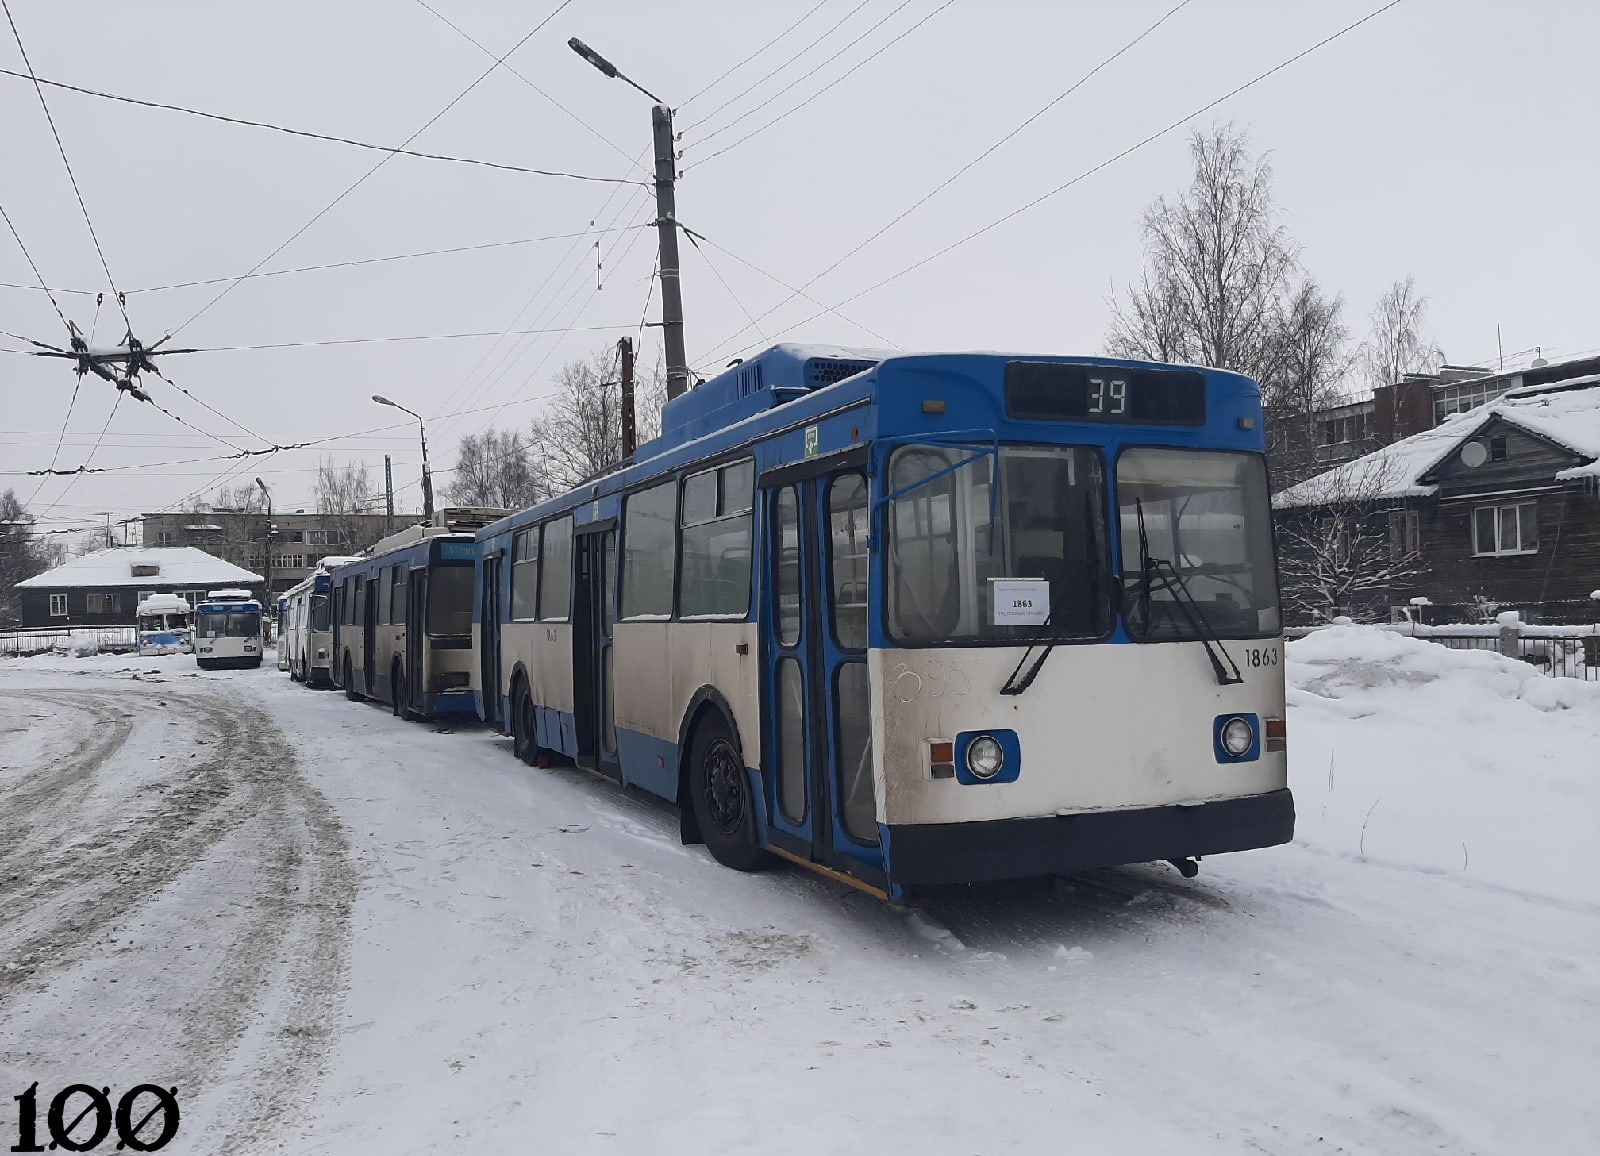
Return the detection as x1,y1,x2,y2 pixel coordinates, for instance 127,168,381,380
966,735,1004,780
1220,716,1255,757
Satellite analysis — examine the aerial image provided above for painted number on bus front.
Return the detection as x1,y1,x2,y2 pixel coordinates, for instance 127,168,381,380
1244,646,1279,668
1087,376,1127,415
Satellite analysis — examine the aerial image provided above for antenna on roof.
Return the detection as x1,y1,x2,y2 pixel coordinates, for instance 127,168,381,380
1531,345,1548,368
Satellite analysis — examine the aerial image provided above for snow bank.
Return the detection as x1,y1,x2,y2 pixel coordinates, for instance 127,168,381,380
1286,624,1599,904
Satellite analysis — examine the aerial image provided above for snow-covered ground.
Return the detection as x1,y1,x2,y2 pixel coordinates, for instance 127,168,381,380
1,629,1596,1155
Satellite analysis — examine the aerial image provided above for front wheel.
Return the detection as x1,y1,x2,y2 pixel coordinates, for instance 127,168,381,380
688,713,772,872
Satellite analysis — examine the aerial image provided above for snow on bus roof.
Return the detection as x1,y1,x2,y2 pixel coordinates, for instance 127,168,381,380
1274,377,1600,508
16,546,262,589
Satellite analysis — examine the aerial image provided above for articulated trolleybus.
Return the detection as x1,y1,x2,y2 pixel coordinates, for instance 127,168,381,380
476,345,1292,901
194,588,263,669
280,556,361,686
330,523,480,721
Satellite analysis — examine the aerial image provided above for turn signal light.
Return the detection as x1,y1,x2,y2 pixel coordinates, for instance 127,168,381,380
929,740,955,780
1264,716,1286,752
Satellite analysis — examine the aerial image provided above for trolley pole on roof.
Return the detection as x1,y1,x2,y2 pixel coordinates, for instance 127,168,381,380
568,38,690,401
619,335,637,459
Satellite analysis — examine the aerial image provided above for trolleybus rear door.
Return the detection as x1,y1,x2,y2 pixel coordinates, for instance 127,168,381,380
572,526,619,777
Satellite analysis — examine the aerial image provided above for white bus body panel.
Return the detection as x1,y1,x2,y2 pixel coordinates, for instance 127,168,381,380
869,641,1287,827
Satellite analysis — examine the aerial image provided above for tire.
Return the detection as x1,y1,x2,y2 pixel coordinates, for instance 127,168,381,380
511,680,537,765
687,713,772,872
344,655,362,701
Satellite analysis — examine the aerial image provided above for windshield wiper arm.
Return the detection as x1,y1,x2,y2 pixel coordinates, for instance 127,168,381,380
1131,499,1243,687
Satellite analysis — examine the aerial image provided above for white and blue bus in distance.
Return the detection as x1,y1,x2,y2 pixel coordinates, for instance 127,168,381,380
474,344,1291,901
330,529,478,721
136,593,194,656
194,588,263,669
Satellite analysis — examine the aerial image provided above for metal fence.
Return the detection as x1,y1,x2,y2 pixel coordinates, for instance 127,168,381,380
1286,621,1600,681
0,626,139,657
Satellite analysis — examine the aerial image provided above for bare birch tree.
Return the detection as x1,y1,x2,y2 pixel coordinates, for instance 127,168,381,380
1261,279,1354,486
1359,275,1441,391
313,457,380,551
1107,124,1298,382
528,346,670,494
447,428,543,510
1275,458,1424,623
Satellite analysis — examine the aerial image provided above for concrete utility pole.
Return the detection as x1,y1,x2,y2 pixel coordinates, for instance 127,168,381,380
567,38,689,400
619,335,637,459
255,477,273,604
372,395,434,525
650,104,689,400
384,455,395,532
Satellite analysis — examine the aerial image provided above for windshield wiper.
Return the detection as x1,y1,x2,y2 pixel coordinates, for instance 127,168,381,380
999,492,1101,696
1131,498,1243,687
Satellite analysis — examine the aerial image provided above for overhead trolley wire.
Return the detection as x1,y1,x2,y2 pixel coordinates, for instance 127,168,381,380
0,200,70,326
692,0,956,165
681,0,835,107
2,0,130,331
153,0,579,349
699,0,1195,360
685,0,874,136
0,67,641,186
708,0,1409,364
412,0,645,174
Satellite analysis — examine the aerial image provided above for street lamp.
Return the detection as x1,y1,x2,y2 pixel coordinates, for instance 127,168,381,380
372,394,434,525
255,477,276,607
568,37,690,401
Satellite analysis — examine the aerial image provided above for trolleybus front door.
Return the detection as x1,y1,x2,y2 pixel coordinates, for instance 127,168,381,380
762,470,882,883
406,565,427,717
572,527,618,777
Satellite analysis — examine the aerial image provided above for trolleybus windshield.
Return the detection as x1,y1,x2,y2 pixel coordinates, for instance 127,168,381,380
1117,448,1279,640
885,443,1110,645
309,593,331,633
427,565,473,636
196,609,261,637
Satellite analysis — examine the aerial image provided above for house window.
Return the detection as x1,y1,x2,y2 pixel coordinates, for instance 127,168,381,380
307,530,327,546
86,592,121,615
289,530,304,544
1472,502,1537,556
1433,381,1495,424
1387,510,1421,560
138,590,156,604
157,531,174,546
49,593,67,616
1489,436,1507,462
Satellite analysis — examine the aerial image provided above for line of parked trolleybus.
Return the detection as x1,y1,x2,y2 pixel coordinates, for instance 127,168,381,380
266,345,1294,901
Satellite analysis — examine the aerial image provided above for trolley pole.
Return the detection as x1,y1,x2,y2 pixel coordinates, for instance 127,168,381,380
651,104,690,401
619,335,637,459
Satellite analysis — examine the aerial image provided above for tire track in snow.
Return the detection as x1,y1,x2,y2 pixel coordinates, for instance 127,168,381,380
0,676,355,1155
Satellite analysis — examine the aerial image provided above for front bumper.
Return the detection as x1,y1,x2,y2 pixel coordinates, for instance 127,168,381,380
885,788,1295,886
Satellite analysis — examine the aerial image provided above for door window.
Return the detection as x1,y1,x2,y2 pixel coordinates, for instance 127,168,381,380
777,657,807,823
828,475,870,650
774,487,801,647
835,662,878,845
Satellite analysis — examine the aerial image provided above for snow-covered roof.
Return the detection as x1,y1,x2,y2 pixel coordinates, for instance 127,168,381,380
16,547,262,589
1274,377,1600,508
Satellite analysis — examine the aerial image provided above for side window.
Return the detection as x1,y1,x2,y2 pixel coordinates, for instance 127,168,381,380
510,528,539,620
774,487,801,647
378,565,393,625
538,516,574,621
622,480,677,618
828,474,870,650
50,593,68,616
392,564,408,625
679,459,755,618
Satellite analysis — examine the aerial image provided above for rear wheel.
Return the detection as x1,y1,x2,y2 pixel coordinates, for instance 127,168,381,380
688,713,772,872
511,680,537,765
344,654,361,701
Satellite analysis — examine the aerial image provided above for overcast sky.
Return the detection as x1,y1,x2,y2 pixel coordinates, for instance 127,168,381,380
3,0,1594,536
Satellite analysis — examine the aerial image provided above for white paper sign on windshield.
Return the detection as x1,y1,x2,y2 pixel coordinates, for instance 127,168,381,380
990,577,1050,626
